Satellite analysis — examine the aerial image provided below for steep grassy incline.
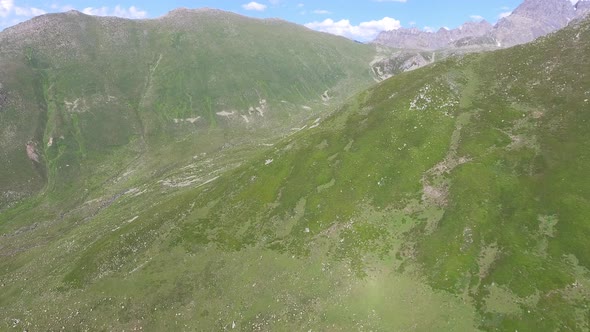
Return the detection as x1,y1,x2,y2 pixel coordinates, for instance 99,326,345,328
1,15,589,332
0,9,377,209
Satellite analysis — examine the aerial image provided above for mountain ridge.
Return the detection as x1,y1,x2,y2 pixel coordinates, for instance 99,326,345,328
0,8,378,210
374,0,590,49
1,15,588,330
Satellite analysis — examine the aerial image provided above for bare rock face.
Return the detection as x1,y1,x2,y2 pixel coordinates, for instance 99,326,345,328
494,0,576,47
374,0,581,50
373,21,493,50
512,0,575,27
26,142,40,163
576,0,590,19
372,51,433,80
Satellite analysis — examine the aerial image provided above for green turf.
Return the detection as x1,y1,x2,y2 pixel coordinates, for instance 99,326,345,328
1,12,590,332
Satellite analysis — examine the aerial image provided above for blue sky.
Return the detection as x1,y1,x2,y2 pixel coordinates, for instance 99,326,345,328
0,0,544,40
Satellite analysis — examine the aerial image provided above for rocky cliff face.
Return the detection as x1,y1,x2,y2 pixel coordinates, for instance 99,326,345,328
576,0,590,19
373,21,492,50
374,0,586,50
494,0,576,47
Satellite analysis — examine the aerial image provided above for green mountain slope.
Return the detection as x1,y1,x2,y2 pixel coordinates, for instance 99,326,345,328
1,13,589,332
0,9,377,209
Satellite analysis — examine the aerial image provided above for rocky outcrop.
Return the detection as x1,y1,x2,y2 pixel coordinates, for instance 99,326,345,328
494,0,576,47
374,0,586,50
373,21,492,50
576,0,590,19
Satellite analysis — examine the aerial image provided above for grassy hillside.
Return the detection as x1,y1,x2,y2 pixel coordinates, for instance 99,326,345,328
0,9,377,209
1,13,589,332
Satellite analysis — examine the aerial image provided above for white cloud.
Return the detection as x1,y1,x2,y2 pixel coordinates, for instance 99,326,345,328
14,6,46,17
0,0,51,29
0,0,14,18
470,15,484,21
242,2,267,11
297,3,304,8
423,26,434,33
82,5,147,19
499,11,512,19
1,2,148,30
305,16,401,41
1,0,46,19
312,9,331,15
51,4,75,12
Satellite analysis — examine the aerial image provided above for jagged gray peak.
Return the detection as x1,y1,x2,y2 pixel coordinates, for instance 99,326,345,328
160,7,226,18
576,0,590,18
373,0,581,50
493,0,577,47
373,20,492,50
512,0,575,26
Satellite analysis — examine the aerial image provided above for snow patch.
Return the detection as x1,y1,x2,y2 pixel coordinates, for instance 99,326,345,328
160,176,220,188
126,216,139,223
216,111,235,117
291,125,308,132
174,117,201,124
254,99,267,117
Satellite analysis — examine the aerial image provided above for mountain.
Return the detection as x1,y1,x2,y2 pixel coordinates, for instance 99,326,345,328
575,0,590,18
1,9,589,331
375,0,589,50
0,9,378,210
494,0,576,47
373,20,493,50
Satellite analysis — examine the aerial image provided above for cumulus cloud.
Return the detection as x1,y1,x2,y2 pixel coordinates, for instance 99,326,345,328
14,6,46,17
242,2,267,11
470,15,484,21
0,0,14,18
0,0,51,30
305,16,401,41
82,5,147,19
50,4,75,12
1,0,46,19
499,11,512,19
312,9,331,15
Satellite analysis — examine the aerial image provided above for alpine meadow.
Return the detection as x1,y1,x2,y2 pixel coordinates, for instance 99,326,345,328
1,0,590,331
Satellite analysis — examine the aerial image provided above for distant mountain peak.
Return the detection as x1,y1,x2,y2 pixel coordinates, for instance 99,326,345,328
373,19,493,50
575,0,590,17
512,0,576,21
374,0,584,50
161,7,229,19
65,9,83,15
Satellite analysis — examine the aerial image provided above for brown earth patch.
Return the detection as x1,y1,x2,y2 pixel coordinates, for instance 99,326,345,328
26,141,40,163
